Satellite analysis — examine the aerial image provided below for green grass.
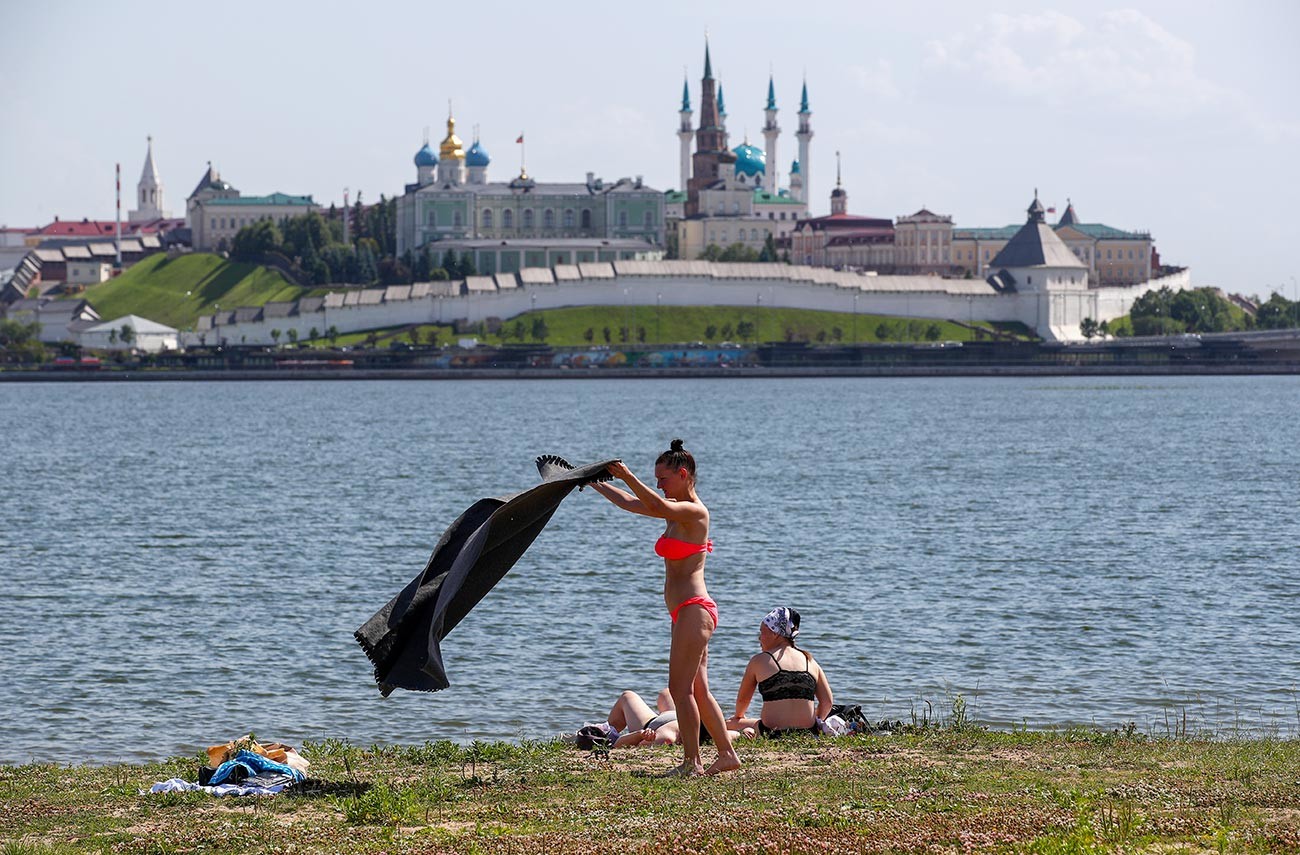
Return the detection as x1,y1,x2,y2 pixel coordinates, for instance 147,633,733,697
2,731,1298,853
300,307,1032,349
76,253,312,330
72,256,1034,347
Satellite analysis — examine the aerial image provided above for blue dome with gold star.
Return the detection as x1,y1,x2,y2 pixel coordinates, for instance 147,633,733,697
732,142,766,177
465,140,490,168
414,143,438,167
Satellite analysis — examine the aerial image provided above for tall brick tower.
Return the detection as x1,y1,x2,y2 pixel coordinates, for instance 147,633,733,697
686,40,736,217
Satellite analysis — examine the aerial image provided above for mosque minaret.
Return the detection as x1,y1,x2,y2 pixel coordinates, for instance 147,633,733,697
678,77,693,194
795,80,812,204
762,75,780,195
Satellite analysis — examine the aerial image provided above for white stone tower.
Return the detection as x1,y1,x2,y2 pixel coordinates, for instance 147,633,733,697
129,136,168,222
762,74,780,195
795,80,813,203
678,76,693,192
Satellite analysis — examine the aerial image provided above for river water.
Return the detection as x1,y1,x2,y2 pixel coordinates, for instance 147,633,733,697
1,376,1297,764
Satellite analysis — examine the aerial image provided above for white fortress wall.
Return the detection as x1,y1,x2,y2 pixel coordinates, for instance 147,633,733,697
1095,268,1192,321
183,262,1193,346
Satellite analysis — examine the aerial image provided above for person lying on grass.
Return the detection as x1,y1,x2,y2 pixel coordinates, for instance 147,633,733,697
575,688,745,750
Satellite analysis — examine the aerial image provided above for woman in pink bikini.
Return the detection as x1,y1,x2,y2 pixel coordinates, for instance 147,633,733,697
591,439,741,776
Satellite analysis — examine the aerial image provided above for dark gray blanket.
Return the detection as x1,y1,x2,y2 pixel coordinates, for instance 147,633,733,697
355,455,614,696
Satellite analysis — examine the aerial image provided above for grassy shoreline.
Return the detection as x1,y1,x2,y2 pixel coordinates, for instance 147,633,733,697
3,728,1299,853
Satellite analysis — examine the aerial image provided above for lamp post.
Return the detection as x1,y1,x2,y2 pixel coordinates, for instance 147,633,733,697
656,292,662,344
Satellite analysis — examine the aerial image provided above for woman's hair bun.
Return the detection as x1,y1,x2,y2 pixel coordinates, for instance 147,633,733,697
669,438,685,453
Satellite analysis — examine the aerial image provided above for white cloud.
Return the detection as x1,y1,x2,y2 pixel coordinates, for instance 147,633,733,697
924,9,1232,118
850,59,901,100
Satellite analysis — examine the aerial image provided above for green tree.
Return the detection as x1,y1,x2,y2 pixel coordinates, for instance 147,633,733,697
531,317,549,342
1254,292,1297,330
583,327,594,343
287,328,299,345
270,329,282,346
736,320,755,341
327,325,339,345
230,219,283,262
719,243,760,263
924,323,942,341
815,329,827,343
408,327,422,346
720,323,733,339
704,324,718,340
602,326,611,343
637,326,646,343
875,322,892,341
309,326,320,341
108,329,118,345
1080,317,1100,340
513,320,526,342
0,319,44,363
831,326,843,342
442,249,460,279
459,253,477,277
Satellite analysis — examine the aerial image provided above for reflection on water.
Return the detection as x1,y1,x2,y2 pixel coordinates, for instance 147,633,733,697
1,376,1298,763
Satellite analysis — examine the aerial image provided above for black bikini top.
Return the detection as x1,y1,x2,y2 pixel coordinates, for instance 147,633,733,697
757,650,817,702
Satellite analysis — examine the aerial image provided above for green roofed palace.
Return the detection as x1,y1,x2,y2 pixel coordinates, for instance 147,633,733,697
394,110,665,274
185,164,318,251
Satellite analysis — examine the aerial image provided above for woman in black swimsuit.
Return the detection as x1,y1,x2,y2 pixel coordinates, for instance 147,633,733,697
728,607,834,737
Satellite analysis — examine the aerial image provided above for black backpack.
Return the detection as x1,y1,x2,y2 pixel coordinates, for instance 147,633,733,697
829,703,870,730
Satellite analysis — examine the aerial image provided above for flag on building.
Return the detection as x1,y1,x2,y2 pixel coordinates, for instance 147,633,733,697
516,134,524,144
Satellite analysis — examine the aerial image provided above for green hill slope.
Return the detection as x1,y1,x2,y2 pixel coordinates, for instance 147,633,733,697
80,253,307,329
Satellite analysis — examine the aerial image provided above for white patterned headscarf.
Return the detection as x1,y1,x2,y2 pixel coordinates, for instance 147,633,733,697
762,606,800,640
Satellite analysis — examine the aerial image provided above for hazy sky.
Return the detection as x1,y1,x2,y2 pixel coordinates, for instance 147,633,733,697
2,0,1297,296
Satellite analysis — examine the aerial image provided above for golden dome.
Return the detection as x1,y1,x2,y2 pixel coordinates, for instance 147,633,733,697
439,115,465,161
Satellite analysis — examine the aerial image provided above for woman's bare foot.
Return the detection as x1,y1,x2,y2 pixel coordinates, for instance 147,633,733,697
663,761,704,778
705,751,741,775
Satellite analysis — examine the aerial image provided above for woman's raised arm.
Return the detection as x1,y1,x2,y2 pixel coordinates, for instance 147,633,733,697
607,460,704,524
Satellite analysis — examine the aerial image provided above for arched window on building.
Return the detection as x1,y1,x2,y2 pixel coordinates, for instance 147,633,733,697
618,211,628,228
482,209,493,229
563,208,575,228
543,209,554,229
581,209,592,229
502,209,513,228
523,209,534,229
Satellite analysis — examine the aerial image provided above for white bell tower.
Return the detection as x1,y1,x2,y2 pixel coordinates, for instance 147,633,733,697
129,136,169,222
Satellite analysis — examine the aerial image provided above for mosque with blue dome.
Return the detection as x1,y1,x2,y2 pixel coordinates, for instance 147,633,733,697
666,41,811,260
395,110,665,273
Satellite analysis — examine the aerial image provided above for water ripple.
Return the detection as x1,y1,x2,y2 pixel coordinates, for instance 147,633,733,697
1,376,1298,762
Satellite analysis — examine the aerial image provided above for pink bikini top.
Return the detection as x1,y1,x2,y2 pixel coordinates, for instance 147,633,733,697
655,535,713,561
